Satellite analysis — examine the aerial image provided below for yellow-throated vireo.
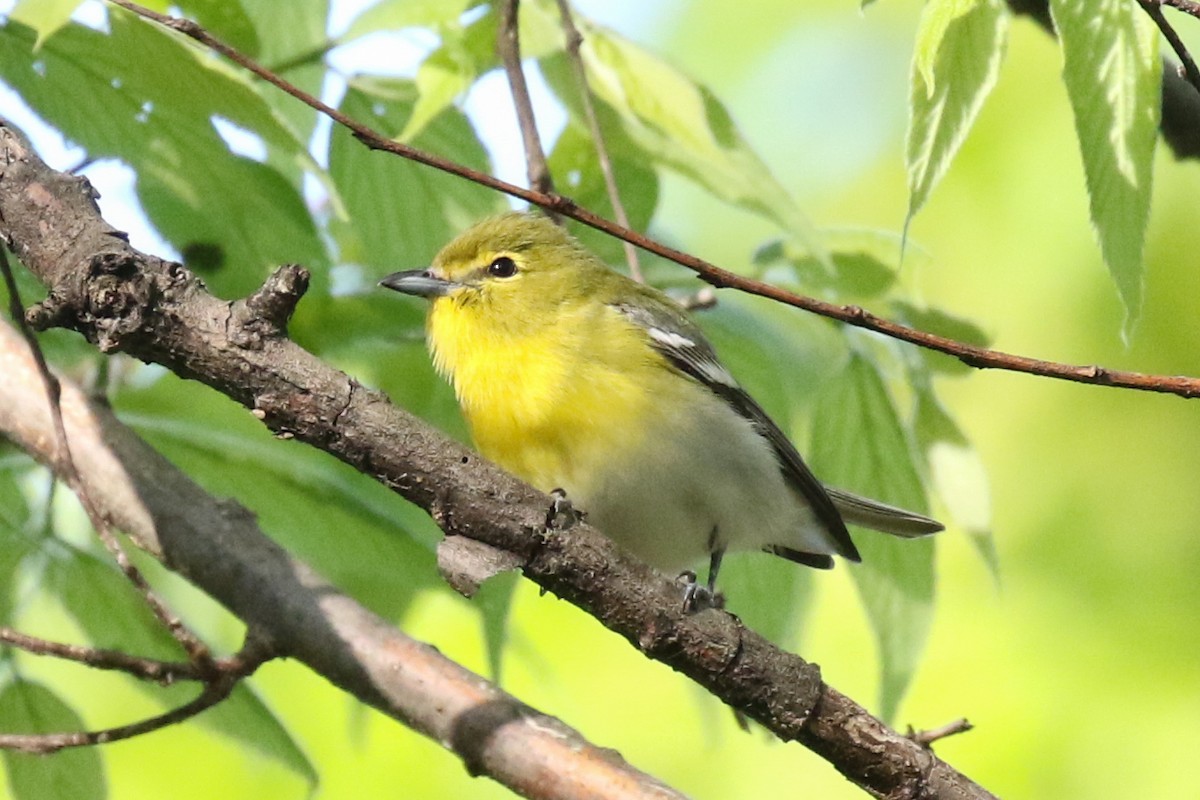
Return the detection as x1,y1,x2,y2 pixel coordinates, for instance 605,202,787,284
381,212,942,598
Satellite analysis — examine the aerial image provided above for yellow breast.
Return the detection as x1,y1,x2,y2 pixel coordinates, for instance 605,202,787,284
426,296,668,494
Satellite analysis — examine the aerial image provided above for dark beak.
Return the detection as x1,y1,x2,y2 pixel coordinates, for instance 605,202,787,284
379,269,458,298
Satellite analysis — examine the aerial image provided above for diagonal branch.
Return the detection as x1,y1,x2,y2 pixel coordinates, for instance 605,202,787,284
103,0,1200,399
0,118,994,799
0,319,687,800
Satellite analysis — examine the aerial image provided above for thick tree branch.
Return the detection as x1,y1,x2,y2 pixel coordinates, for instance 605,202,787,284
0,122,993,799
103,0,1200,399
0,320,687,800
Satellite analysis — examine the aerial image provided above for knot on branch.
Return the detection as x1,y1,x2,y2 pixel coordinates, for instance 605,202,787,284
26,252,185,352
228,264,309,350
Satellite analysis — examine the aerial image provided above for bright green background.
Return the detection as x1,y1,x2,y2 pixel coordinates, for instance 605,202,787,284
2,1,1199,799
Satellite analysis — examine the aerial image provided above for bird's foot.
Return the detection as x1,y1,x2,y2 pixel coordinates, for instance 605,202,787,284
677,570,725,612
546,487,583,530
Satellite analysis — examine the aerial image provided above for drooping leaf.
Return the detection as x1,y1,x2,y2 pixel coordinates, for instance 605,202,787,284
810,354,935,722
0,681,106,800
535,2,827,264
907,0,1008,221
1050,0,1159,333
48,549,188,662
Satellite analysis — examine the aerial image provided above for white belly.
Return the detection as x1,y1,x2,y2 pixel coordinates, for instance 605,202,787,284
561,388,833,573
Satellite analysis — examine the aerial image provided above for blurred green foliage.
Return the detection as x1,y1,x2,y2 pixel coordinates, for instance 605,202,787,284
0,0,1197,798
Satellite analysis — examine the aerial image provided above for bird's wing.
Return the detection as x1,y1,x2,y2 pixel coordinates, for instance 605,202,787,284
611,299,861,562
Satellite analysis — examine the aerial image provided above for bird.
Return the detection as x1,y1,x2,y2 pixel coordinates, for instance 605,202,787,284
380,211,942,601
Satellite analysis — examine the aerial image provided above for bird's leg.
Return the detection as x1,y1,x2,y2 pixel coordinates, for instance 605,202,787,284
546,487,583,530
678,531,726,612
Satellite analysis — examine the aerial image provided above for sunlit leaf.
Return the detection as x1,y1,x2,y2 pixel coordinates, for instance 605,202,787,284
1050,0,1159,332
342,0,474,43
536,2,827,263
810,354,934,722
8,0,86,48
0,681,105,800
400,12,498,142
175,0,262,56
907,0,1008,221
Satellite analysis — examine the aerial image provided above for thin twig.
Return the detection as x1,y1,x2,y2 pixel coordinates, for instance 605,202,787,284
0,636,271,754
0,246,215,671
907,718,974,748
554,0,643,281
1138,0,1200,96
103,0,1200,401
0,627,205,684
498,0,557,199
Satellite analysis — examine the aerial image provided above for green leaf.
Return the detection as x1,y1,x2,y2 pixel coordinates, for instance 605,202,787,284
1050,0,1159,332
342,0,475,43
890,299,991,375
907,0,1008,221
0,15,327,296
0,501,35,625
237,0,332,146
810,354,935,722
914,388,998,580
115,375,443,619
48,550,187,661
46,548,316,783
175,0,262,56
473,570,520,680
8,0,87,49
0,680,106,800
548,115,660,268
537,6,826,262
399,11,499,142
202,683,318,787
328,77,504,274
753,229,935,300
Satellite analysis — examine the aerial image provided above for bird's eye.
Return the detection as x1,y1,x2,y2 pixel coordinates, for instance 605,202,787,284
487,256,518,278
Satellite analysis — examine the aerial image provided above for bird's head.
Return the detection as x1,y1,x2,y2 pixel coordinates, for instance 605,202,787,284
379,211,608,329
